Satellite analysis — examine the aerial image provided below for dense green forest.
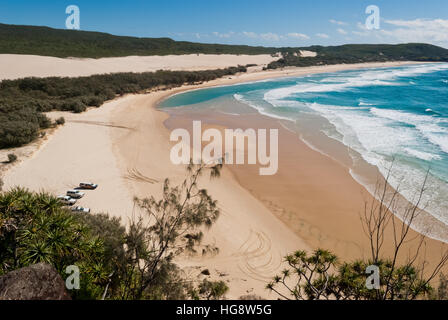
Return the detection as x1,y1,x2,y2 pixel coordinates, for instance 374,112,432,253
0,66,246,149
267,43,448,69
3,24,448,64
0,23,277,58
2,23,448,68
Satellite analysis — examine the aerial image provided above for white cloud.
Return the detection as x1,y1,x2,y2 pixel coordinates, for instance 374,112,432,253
260,32,281,41
330,19,348,26
351,23,369,36
352,31,367,36
287,32,310,40
382,19,448,44
337,28,348,35
316,33,330,39
349,18,448,48
385,18,448,29
241,31,309,42
242,31,258,39
241,31,279,41
212,31,234,39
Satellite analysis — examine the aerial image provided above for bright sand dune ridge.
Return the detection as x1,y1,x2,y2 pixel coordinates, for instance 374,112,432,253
0,53,278,80
2,56,446,298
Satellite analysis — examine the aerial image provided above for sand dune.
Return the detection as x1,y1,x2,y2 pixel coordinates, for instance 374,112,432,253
0,53,276,80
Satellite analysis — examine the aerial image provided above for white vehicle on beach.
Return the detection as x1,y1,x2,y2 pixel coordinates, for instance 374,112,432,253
57,196,77,206
66,190,85,199
79,182,98,190
71,206,91,213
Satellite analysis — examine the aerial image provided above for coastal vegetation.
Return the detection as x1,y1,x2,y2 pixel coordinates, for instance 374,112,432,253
0,163,227,300
437,274,448,299
0,66,246,149
267,248,444,300
267,44,448,69
0,187,107,299
6,154,17,163
55,117,65,126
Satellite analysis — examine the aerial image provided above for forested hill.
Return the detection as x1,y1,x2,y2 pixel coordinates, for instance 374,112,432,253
0,23,277,57
309,43,448,61
2,23,448,64
267,43,448,69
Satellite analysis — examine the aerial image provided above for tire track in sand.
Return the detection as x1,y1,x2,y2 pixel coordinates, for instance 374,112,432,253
232,229,282,282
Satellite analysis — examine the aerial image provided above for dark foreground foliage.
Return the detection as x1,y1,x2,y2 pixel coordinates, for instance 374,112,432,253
0,66,246,149
0,188,107,298
0,164,228,300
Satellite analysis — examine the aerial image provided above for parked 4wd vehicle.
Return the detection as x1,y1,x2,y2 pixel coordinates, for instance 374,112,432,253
66,190,85,199
57,195,76,206
71,206,91,213
79,182,98,190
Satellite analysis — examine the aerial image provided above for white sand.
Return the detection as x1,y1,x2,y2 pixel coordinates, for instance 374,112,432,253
0,54,277,80
2,104,135,220
299,50,317,57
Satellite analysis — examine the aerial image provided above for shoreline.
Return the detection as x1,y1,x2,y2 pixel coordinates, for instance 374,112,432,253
162,103,448,258
3,61,446,298
157,60,448,244
155,61,448,271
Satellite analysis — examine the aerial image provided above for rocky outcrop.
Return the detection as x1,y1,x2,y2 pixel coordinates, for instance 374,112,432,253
0,263,71,300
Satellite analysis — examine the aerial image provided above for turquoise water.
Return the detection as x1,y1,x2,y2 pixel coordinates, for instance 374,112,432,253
161,63,448,228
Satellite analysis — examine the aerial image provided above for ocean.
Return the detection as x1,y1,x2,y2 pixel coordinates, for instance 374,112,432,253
161,63,448,233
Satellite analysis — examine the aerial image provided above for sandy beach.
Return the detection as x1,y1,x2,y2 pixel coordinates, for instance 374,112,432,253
164,109,448,264
2,56,446,298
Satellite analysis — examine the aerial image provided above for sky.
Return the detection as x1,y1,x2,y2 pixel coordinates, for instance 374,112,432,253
1,0,448,48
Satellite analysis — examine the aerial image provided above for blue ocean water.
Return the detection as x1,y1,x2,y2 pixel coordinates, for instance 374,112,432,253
161,63,448,227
